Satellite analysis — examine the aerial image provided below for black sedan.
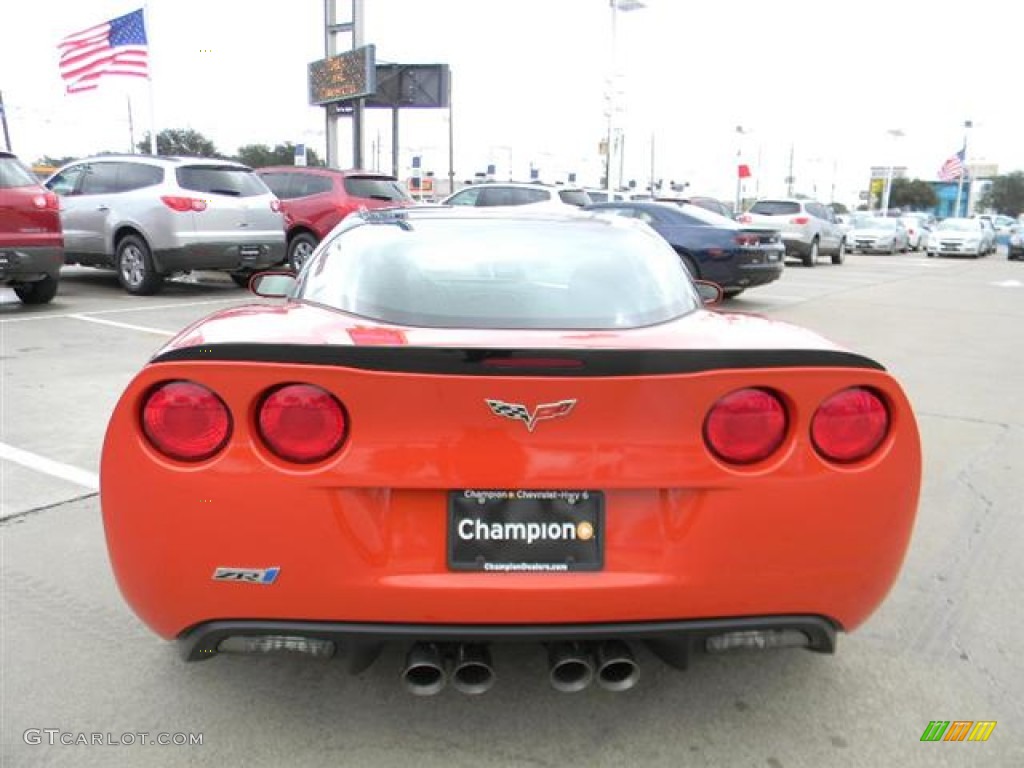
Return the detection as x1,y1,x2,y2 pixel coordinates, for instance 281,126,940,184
585,201,784,297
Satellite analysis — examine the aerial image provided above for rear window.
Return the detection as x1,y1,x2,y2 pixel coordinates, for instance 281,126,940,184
299,217,699,329
176,166,268,197
749,201,801,216
343,176,411,202
558,189,591,207
0,156,40,189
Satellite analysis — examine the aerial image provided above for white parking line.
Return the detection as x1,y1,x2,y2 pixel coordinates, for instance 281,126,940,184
0,297,248,324
68,314,175,336
0,443,99,491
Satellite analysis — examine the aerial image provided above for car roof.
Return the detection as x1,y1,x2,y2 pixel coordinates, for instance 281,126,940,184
255,166,399,179
70,154,252,168
457,181,587,192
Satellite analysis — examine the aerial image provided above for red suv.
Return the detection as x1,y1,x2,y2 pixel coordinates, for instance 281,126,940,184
0,152,64,304
256,167,413,270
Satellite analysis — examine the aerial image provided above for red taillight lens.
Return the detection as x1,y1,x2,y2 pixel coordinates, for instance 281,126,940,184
32,192,60,211
735,233,759,247
270,199,282,213
791,215,810,225
704,388,787,464
142,381,231,461
737,214,753,223
258,384,347,463
811,387,889,463
160,195,208,212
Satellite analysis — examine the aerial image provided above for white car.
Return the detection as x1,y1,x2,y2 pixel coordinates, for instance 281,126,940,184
443,182,591,210
848,216,910,254
738,198,846,267
926,218,996,258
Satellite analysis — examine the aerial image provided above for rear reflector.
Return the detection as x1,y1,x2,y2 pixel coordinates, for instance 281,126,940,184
704,388,787,464
811,387,889,463
142,381,231,461
217,635,335,657
706,629,810,653
257,383,347,463
160,195,208,212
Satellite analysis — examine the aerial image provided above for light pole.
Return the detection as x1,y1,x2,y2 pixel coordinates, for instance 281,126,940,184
734,125,749,213
881,128,904,216
605,0,644,194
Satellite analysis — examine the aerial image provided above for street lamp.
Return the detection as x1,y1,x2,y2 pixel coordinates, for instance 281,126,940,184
605,0,645,194
881,128,904,216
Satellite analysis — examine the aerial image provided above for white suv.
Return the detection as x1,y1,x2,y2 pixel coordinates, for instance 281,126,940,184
442,182,591,210
739,198,846,266
46,155,285,294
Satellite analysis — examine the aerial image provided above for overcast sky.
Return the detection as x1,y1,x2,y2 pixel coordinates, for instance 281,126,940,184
2,0,1020,205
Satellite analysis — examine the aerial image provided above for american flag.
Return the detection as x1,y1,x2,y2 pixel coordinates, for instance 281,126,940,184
938,147,966,182
58,9,149,94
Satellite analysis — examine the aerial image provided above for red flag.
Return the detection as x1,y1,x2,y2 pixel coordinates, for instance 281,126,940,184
737,164,751,179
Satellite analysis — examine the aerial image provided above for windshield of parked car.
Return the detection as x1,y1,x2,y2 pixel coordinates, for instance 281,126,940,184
176,166,269,197
936,218,979,231
0,156,39,188
298,215,700,329
344,176,412,202
749,200,801,216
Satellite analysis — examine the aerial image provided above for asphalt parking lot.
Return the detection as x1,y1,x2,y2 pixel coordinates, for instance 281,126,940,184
2,254,1023,767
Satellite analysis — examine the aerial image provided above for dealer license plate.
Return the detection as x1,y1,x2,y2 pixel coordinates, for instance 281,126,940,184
448,490,603,572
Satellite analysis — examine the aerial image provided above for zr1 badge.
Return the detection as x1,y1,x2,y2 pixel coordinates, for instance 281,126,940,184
212,567,280,584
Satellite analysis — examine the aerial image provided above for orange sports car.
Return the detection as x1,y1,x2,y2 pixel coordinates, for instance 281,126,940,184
101,207,921,696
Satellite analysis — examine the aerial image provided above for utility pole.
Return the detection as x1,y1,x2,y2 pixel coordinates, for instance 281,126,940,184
323,0,365,168
786,144,795,197
0,91,12,152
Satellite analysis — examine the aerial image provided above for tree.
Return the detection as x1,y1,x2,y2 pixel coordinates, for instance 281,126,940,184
137,128,219,157
34,155,78,168
978,172,1024,217
888,178,937,211
235,142,324,168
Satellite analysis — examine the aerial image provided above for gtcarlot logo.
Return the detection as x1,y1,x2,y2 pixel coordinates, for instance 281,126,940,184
23,729,204,746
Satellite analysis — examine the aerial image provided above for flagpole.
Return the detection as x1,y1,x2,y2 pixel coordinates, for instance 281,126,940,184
127,95,136,153
145,2,157,155
954,120,971,216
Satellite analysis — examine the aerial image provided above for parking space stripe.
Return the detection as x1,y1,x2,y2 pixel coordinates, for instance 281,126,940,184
0,297,248,324
68,314,175,336
0,443,99,491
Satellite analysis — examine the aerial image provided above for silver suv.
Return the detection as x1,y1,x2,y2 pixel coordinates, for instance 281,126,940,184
442,182,591,210
46,155,285,293
740,198,845,266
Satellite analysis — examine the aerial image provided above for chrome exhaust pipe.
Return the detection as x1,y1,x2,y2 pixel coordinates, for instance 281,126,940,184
595,640,639,692
547,642,594,693
451,643,496,695
402,643,447,696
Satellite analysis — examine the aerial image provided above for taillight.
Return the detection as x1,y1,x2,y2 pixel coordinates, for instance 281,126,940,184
704,388,787,464
257,384,347,463
735,233,759,247
142,381,231,461
737,214,753,223
811,387,889,463
32,192,60,211
791,216,810,225
160,195,208,212
270,199,282,213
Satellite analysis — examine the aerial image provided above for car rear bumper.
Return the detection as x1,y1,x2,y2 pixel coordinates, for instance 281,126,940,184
0,245,63,281
177,614,838,662
780,233,813,255
153,239,286,273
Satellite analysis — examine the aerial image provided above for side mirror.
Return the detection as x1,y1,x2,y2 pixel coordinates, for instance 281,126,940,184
250,271,297,298
694,280,724,306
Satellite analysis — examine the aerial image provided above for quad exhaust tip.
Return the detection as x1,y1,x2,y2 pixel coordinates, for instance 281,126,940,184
451,643,496,695
547,642,596,693
402,642,447,696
